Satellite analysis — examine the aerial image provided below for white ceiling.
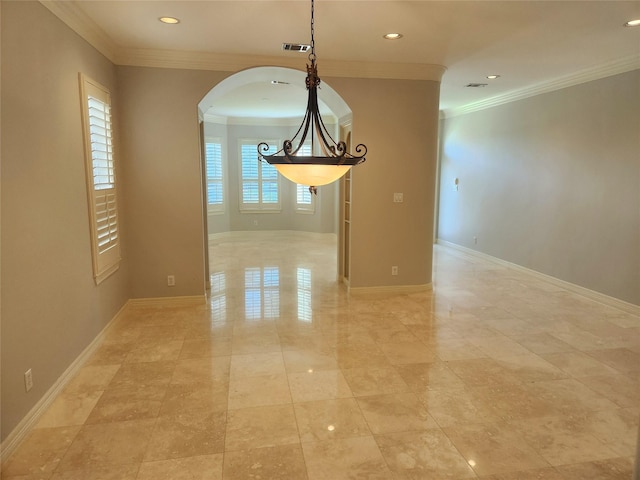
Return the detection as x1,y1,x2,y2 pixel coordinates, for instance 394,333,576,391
43,1,640,117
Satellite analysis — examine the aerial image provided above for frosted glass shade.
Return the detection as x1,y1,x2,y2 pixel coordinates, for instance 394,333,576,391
274,164,351,186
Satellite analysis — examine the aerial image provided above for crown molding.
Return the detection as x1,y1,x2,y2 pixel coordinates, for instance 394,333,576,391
444,54,640,118
39,0,118,62
116,48,447,81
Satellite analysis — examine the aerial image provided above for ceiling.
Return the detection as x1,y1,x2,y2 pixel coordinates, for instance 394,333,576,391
43,1,640,117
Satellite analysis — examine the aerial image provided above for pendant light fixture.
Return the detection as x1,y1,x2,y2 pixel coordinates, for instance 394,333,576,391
257,0,367,190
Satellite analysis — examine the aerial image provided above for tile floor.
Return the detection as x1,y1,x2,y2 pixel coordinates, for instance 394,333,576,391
2,231,639,479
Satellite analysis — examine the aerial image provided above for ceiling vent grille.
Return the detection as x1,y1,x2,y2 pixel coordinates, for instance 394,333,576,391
465,83,488,88
282,43,311,52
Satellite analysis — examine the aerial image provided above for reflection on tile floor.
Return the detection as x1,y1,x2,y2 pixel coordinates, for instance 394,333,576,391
3,231,639,479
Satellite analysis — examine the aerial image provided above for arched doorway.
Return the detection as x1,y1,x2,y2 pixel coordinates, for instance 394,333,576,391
197,66,355,290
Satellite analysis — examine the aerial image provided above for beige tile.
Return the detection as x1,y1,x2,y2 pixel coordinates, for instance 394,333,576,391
468,335,533,358
542,351,619,378
554,456,634,479
144,411,226,461
282,349,338,373
334,343,391,369
125,339,184,363
64,365,121,393
1,427,80,477
229,352,285,378
228,373,292,409
434,338,487,361
395,362,465,392
443,423,549,477
57,420,155,470
36,390,104,428
179,336,232,359
302,436,393,480
356,392,438,434
379,341,438,365
494,354,567,383
225,404,299,451
585,408,639,457
512,414,618,466
375,429,477,479
576,373,640,408
223,445,307,480
526,378,618,416
288,369,352,402
231,333,282,354
160,382,228,415
137,454,223,480
480,467,565,479
85,384,166,424
341,367,410,396
418,386,503,427
511,333,576,355
171,357,230,385
87,342,133,366
49,464,139,479
447,358,521,387
294,398,371,442
108,361,175,389
585,348,640,374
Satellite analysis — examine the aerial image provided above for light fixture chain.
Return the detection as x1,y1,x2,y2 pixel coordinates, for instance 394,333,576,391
309,0,316,62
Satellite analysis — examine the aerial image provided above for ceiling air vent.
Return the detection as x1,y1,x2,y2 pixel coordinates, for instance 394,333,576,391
282,43,311,52
465,83,488,88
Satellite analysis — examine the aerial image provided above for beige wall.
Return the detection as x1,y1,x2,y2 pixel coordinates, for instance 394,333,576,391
1,1,129,440
329,78,441,288
119,69,442,295
116,66,230,299
438,70,640,305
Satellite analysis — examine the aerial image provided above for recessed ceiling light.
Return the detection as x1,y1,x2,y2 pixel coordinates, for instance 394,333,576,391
486,75,501,79
383,33,403,40
159,16,180,24
624,19,640,27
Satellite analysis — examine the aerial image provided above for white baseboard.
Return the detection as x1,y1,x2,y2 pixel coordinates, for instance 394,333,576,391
349,283,432,295
436,239,640,316
127,295,206,307
0,302,129,464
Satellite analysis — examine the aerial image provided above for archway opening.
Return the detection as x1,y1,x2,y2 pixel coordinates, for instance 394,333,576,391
197,66,355,291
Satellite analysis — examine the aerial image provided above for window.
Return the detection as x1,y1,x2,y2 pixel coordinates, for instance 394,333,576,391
79,74,121,284
240,140,280,211
205,139,224,214
295,144,315,213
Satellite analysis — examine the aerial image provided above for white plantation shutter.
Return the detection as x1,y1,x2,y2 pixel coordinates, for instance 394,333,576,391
240,141,280,211
205,141,224,213
80,74,121,284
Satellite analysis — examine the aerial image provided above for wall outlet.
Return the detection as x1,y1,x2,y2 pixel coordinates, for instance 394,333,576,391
473,236,478,244
393,193,403,203
24,369,33,392
253,220,258,226
391,266,399,276
167,275,175,287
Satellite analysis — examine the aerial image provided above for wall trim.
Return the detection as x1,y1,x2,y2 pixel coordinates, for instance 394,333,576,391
348,284,432,295
0,302,129,463
444,55,640,118
436,240,640,316
127,295,206,307
39,0,117,62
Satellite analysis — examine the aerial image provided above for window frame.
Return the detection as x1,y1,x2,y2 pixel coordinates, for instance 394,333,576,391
238,139,281,213
79,73,121,284
204,137,225,215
